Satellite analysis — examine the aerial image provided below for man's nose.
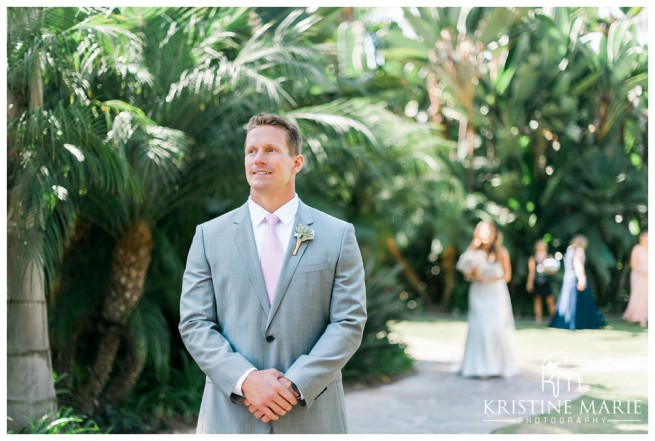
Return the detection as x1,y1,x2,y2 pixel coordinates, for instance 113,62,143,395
253,149,266,163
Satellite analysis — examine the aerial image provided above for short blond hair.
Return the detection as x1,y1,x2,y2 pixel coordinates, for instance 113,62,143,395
246,113,302,156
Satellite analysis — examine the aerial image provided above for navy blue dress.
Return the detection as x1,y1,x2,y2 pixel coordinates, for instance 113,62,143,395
550,246,606,330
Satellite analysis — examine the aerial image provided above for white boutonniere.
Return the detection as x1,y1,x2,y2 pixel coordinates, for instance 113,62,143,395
293,224,315,256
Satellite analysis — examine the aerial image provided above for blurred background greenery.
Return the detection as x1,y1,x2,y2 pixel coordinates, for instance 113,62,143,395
7,6,648,433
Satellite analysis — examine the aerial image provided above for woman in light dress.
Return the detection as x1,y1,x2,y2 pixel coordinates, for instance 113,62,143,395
623,231,648,327
456,221,517,379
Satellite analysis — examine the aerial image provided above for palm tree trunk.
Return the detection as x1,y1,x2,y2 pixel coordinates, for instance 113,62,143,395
29,54,44,109
103,220,154,324
6,233,57,431
426,71,442,125
465,125,476,191
74,325,123,414
54,323,86,403
75,220,153,414
386,236,430,303
439,245,457,309
104,335,147,407
7,58,58,430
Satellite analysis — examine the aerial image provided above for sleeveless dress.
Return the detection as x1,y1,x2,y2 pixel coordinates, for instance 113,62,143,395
460,252,517,378
549,246,606,330
623,245,648,325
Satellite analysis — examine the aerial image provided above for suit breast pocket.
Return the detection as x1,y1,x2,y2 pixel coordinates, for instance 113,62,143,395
296,262,333,274
291,262,335,310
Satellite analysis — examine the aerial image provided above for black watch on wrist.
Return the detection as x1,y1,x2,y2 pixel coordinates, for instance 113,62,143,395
290,382,306,407
290,381,301,398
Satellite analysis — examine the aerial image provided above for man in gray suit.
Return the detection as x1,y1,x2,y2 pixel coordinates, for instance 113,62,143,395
179,113,367,433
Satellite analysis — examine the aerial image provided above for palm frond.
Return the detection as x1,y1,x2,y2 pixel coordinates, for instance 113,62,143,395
99,104,192,223
288,100,379,146
8,101,129,282
130,300,170,383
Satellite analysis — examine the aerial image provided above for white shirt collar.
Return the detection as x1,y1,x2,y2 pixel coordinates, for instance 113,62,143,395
248,194,299,227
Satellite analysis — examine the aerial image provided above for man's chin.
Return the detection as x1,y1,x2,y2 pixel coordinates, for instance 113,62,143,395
248,182,274,193
249,186,284,200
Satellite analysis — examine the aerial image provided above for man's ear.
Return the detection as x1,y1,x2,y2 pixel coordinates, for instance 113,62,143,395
293,154,305,174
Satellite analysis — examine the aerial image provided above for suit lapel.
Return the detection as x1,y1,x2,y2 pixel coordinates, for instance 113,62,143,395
231,203,270,314
266,201,314,329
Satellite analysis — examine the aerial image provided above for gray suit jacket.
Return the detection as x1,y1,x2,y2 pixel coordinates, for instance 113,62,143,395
179,200,367,433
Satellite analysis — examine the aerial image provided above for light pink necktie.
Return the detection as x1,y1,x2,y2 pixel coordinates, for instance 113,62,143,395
261,214,283,304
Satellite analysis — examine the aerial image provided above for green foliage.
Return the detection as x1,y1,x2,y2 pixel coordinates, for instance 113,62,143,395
107,352,205,433
7,6,140,285
8,5,647,432
136,351,205,418
382,6,647,312
343,263,414,383
9,407,106,434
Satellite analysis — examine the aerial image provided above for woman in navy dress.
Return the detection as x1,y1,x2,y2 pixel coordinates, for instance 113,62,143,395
550,235,606,330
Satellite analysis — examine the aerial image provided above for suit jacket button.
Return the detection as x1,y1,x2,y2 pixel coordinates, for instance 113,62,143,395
266,335,275,342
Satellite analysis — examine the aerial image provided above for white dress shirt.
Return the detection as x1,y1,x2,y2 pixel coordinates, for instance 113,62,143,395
248,195,298,256
232,195,299,396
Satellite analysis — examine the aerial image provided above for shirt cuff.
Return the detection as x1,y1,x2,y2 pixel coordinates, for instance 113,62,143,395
291,381,305,400
233,368,257,396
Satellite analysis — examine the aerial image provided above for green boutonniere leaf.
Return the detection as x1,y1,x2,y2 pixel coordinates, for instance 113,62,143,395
292,224,315,256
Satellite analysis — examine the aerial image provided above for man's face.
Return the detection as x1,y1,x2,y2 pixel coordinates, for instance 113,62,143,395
244,125,304,198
